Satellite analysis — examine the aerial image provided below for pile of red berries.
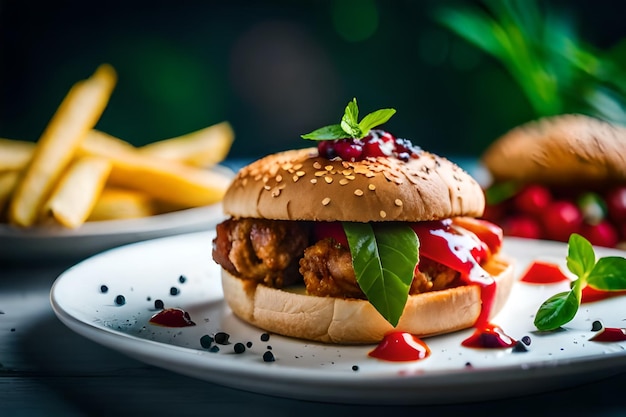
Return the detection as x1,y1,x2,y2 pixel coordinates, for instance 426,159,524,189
317,130,421,162
483,183,626,248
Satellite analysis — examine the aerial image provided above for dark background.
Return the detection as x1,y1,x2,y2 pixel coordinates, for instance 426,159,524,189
1,0,625,160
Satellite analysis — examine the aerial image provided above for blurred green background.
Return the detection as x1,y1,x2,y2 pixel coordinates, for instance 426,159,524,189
1,0,626,160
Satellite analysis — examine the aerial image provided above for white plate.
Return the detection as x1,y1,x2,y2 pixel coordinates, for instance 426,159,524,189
50,232,626,404
0,204,227,263
0,166,234,263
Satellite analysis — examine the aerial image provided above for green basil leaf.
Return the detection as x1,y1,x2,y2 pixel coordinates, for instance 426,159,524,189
533,290,580,331
587,256,626,290
343,222,419,327
301,98,396,141
340,117,361,139
566,233,596,278
301,124,347,140
359,108,396,134
343,98,359,126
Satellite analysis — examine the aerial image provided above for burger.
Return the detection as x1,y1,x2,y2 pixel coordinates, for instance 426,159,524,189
212,99,514,344
481,114,626,248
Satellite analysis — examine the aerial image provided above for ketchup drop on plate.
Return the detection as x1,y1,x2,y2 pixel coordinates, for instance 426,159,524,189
368,332,431,362
149,308,196,327
461,324,517,349
581,286,626,303
590,327,626,342
519,260,570,284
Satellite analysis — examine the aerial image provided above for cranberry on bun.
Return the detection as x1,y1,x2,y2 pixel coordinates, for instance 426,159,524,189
212,99,514,344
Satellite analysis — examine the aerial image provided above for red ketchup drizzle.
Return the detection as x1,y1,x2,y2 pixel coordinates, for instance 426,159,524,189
149,308,196,327
411,219,515,349
368,331,431,362
520,260,570,284
520,260,626,303
590,327,626,342
581,286,626,303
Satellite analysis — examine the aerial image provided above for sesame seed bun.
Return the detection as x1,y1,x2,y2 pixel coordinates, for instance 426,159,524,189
222,148,485,221
221,251,514,344
482,114,626,186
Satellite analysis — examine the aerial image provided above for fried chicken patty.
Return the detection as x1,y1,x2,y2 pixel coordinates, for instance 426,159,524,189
212,218,309,288
212,218,462,298
299,238,461,299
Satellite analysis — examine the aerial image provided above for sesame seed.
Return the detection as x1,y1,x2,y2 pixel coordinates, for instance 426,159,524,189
324,176,333,184
322,197,331,206
315,171,325,177
380,210,387,218
345,175,355,180
282,163,293,170
311,179,318,184
325,165,333,171
368,184,376,191
293,175,299,182
313,162,322,169
395,199,403,206
276,175,282,182
271,189,281,197
294,164,303,170
296,170,306,177
339,179,349,185
263,185,271,190
354,189,364,196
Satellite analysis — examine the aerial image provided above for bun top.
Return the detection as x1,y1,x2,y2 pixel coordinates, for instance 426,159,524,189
482,114,626,186
223,148,485,222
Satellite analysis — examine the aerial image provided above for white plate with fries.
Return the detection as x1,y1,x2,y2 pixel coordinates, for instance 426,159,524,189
0,201,227,263
0,64,237,262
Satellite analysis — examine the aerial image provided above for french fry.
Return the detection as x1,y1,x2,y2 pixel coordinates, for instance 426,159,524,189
0,138,35,171
0,170,21,218
87,188,157,221
8,64,117,227
138,121,234,167
42,156,112,228
79,130,231,207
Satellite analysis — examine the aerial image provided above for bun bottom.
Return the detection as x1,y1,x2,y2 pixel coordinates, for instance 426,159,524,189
220,253,515,344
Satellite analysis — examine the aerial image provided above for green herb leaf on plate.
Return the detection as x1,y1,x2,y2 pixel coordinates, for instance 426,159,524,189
587,256,626,291
342,222,419,327
533,290,580,331
534,233,626,331
566,233,595,278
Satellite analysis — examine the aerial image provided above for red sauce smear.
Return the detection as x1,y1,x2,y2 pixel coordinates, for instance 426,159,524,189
581,286,626,303
461,323,516,348
520,260,626,302
520,260,570,284
412,219,516,349
149,308,196,327
368,331,430,362
590,327,626,342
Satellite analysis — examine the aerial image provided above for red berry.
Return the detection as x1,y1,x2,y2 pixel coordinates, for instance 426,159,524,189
581,220,619,248
317,141,335,159
333,139,363,161
542,200,583,242
513,184,551,217
605,186,626,223
503,215,542,239
362,138,388,157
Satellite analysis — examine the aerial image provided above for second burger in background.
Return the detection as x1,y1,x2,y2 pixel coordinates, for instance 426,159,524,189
212,99,514,344
481,114,626,249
